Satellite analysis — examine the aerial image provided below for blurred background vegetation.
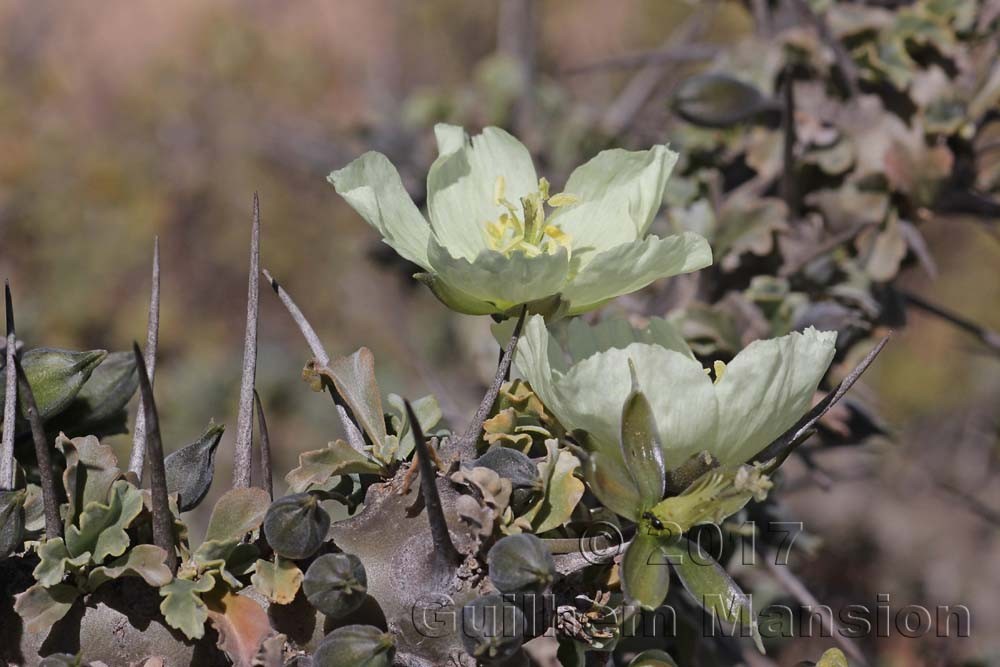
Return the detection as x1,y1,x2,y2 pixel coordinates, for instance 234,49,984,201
0,1,997,664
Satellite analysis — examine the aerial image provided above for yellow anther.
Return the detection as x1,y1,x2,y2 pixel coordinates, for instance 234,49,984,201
484,175,576,258
538,177,551,200
712,360,727,384
548,192,579,208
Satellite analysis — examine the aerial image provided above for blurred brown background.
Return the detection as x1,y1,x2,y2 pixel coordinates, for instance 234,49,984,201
0,1,997,664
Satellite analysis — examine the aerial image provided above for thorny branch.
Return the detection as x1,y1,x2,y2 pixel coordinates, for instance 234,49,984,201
405,399,462,568
262,268,367,454
448,306,527,463
755,333,891,471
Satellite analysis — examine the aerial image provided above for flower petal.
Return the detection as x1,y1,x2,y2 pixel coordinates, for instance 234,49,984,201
548,145,679,255
562,233,712,314
328,151,431,269
426,124,538,260
711,327,837,465
555,343,718,470
427,237,570,311
513,314,571,414
564,317,693,364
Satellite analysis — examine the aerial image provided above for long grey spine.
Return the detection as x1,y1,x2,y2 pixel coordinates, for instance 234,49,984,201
234,194,261,488
128,237,160,479
1,282,17,489
261,268,366,453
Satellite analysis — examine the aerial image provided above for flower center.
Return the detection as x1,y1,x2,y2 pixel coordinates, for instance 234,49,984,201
484,176,577,258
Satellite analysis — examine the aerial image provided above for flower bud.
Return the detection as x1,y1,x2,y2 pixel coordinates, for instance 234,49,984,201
8,348,107,430
312,625,395,667
303,552,368,618
487,534,555,594
263,492,331,560
672,73,775,128
461,594,525,664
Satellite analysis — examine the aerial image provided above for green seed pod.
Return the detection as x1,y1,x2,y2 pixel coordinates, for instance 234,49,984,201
672,73,776,128
461,594,525,664
263,492,331,560
165,422,226,512
312,624,395,667
16,348,107,424
303,552,368,618
472,447,539,490
47,351,138,437
487,534,556,594
0,489,26,558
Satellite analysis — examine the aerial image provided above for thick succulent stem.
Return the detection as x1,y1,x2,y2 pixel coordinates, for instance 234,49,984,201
129,237,160,479
253,389,273,499
449,306,526,463
234,194,261,488
1,281,16,489
405,399,462,569
14,358,61,538
261,268,366,453
133,343,177,574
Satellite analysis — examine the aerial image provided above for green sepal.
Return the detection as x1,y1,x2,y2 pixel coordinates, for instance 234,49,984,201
662,537,763,653
620,533,671,611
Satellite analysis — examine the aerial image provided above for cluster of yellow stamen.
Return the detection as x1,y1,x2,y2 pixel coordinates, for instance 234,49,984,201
705,360,727,384
484,176,577,257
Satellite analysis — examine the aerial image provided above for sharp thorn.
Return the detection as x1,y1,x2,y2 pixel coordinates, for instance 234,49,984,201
14,358,61,538
133,342,177,574
234,194,261,488
405,398,462,568
451,305,527,462
129,237,161,479
253,389,273,500
262,268,366,449
1,281,17,489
